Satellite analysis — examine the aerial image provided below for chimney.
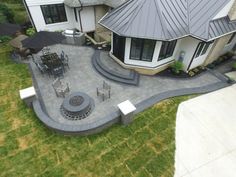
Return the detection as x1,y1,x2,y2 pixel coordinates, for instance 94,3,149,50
228,0,236,21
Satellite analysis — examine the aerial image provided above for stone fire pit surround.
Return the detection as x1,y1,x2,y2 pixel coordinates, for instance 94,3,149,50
60,92,94,120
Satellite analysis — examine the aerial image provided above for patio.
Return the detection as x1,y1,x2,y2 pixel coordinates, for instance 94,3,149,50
29,44,230,134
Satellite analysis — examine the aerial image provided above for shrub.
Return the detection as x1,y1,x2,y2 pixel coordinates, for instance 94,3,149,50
0,4,14,23
26,28,36,36
232,62,236,70
171,61,184,74
0,35,12,43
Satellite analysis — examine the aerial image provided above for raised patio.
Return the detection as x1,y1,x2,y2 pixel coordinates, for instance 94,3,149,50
29,44,230,135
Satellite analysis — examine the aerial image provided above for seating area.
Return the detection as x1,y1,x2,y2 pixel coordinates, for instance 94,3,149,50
33,48,70,78
52,78,70,98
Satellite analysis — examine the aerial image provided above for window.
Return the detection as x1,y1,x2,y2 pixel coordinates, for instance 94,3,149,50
158,40,177,60
194,41,212,58
130,38,156,62
227,33,236,44
41,4,67,24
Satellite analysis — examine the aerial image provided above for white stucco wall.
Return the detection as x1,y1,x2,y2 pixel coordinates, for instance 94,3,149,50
25,0,96,32
123,38,180,68
28,5,75,32
188,45,213,70
175,37,213,71
80,6,96,32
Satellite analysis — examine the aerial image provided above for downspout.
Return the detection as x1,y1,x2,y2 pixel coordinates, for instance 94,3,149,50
77,0,83,32
22,0,37,31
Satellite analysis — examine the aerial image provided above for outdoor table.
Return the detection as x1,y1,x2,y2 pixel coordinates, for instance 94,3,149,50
40,53,63,70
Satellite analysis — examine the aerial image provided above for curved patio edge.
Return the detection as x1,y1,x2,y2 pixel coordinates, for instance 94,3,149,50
33,81,230,135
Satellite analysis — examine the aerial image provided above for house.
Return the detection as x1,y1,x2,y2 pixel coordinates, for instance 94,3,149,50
23,0,236,75
22,0,126,40
99,0,236,75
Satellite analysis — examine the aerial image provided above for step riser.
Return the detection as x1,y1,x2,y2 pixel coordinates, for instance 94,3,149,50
95,54,136,80
92,51,139,86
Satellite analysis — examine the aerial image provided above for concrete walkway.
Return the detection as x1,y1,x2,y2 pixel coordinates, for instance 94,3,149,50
175,84,236,177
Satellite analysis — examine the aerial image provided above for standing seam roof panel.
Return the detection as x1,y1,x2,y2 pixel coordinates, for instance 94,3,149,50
99,0,236,41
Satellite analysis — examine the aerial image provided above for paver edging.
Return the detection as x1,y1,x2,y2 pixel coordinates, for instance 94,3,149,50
32,80,230,135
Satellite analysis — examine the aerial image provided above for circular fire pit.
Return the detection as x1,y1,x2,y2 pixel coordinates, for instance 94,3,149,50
60,92,94,120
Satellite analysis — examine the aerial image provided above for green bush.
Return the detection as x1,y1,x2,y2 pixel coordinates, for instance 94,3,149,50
0,35,12,43
171,61,184,74
232,62,236,70
26,28,36,36
0,4,14,23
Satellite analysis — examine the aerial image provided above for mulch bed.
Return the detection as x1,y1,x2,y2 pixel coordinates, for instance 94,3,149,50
158,67,207,79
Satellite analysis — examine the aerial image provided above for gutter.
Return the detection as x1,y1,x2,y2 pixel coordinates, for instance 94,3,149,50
77,0,83,32
22,0,37,31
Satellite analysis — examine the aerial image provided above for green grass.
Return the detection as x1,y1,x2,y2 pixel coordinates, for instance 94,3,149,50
0,44,193,177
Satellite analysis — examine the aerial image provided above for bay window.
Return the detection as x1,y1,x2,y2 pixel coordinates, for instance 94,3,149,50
130,38,156,62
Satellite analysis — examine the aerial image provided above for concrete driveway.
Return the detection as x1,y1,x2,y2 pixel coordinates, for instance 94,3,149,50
175,84,236,177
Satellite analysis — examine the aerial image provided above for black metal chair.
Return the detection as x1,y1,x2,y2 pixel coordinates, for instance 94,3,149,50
62,55,69,70
52,66,64,78
36,62,47,75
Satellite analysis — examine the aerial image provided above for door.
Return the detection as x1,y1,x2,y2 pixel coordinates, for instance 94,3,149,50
113,33,125,62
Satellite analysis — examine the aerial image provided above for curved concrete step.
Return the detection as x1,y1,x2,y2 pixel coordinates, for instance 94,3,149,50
92,50,139,86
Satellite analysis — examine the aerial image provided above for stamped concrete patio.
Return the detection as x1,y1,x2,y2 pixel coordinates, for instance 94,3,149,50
30,44,229,134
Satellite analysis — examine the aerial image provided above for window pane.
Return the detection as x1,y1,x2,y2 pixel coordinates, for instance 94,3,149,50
142,39,155,61
201,43,211,55
41,4,67,24
166,40,177,58
195,42,205,58
158,40,176,60
130,38,142,60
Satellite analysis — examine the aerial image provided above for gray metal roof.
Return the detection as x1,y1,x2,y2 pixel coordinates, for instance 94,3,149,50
64,0,125,8
100,0,236,41
209,17,236,39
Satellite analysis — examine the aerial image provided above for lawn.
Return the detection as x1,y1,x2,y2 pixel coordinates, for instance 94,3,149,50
0,44,192,177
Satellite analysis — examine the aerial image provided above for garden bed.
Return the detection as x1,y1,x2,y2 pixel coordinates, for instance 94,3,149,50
159,66,207,79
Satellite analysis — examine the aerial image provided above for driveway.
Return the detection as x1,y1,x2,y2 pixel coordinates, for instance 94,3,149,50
175,84,236,177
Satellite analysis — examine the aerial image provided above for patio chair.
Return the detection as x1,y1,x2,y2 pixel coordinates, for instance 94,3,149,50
62,54,70,70
52,66,64,78
52,78,70,98
36,62,48,76
42,47,50,55
60,50,65,59
97,81,111,101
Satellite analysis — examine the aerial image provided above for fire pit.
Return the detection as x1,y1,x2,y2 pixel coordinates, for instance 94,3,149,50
60,92,94,120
